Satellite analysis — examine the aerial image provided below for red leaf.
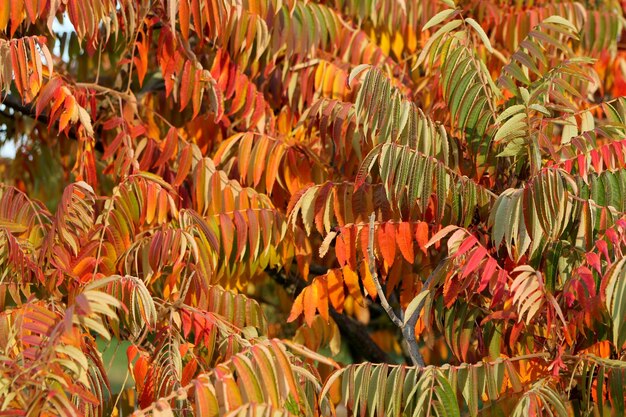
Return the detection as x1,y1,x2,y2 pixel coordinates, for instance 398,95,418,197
456,235,478,257
462,246,487,278
491,269,508,306
586,252,602,274
478,257,497,292
378,222,396,267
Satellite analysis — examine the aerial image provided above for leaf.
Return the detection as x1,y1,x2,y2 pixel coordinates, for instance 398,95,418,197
423,9,458,32
397,222,414,262
287,292,304,323
465,18,493,52
404,290,429,326
303,285,317,327
378,222,396,266
426,225,460,248
342,265,361,301
327,268,345,311
605,258,626,348
348,65,370,88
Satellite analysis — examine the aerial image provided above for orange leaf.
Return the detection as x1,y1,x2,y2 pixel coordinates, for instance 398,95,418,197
0,0,9,31
155,127,178,168
145,182,157,224
191,0,204,34
59,95,77,132
180,60,194,110
303,285,317,327
315,278,329,322
360,261,377,300
335,231,347,266
287,291,304,322
397,222,414,262
359,226,369,260
219,213,234,262
10,0,24,37
193,376,219,417
36,77,62,118
134,33,148,87
443,275,462,308
174,144,192,187
179,0,190,41
247,208,259,259
342,265,361,301
238,133,254,184
24,0,37,24
253,136,270,187
157,189,169,224
232,210,248,261
327,269,345,312
336,227,356,268
265,142,286,194
192,68,203,117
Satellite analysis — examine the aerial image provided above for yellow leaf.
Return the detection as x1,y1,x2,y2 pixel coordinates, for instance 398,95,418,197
392,31,404,59
379,31,390,55
407,26,418,53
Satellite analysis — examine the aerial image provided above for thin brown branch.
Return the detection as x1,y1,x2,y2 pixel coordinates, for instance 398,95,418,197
367,213,403,328
266,266,392,364
368,212,424,367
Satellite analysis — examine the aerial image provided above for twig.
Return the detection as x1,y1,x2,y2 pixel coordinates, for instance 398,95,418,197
367,213,403,329
367,213,424,366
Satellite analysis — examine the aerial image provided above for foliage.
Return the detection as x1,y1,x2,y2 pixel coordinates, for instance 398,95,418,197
1,0,626,416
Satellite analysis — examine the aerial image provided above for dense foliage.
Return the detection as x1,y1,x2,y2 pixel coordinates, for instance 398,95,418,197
2,0,626,415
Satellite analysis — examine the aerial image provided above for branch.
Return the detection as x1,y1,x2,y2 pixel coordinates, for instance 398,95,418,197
266,267,392,364
368,212,424,367
0,93,81,143
367,213,403,328
1,94,42,121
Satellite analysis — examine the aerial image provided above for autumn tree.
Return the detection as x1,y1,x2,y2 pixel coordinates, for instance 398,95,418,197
2,0,626,416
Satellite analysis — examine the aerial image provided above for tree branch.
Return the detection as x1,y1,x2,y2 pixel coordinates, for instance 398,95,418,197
266,267,392,364
1,94,41,121
367,212,424,367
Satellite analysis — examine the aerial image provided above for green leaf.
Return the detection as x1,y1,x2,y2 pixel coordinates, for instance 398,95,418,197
465,18,493,52
423,9,458,32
